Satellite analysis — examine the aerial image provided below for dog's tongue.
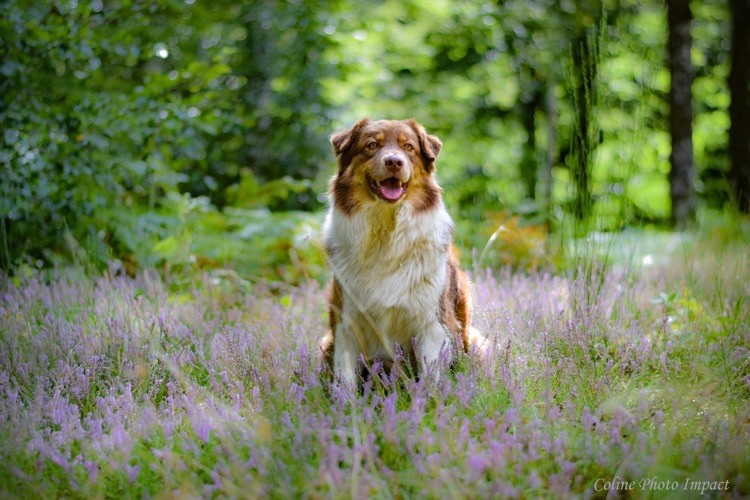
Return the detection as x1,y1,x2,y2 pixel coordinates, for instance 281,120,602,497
380,177,404,201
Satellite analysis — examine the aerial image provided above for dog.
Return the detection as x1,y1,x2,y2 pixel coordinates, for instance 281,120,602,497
319,118,484,389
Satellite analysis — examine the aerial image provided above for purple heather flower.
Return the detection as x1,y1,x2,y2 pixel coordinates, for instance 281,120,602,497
125,463,140,483
466,453,487,474
194,420,211,444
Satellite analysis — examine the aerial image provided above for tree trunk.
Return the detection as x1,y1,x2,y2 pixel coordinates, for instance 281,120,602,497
520,84,543,201
667,0,696,227
571,34,596,221
542,77,557,231
728,0,750,213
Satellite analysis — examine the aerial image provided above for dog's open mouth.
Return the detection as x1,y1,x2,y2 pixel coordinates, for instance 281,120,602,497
369,176,408,202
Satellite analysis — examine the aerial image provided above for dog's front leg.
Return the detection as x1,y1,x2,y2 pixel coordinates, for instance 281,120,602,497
416,322,451,383
333,325,359,390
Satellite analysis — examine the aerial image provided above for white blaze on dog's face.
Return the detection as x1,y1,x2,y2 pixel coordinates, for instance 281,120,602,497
330,118,443,215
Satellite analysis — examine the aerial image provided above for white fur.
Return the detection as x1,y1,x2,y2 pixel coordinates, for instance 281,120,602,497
323,198,455,387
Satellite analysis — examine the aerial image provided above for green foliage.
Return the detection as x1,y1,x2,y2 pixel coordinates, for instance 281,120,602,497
102,193,325,285
0,0,739,277
0,0,246,267
237,1,340,198
0,0,339,274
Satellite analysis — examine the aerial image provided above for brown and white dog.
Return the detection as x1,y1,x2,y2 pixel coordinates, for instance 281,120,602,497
319,118,483,388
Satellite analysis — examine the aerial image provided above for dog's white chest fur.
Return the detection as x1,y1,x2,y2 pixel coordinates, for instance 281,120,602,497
323,202,453,358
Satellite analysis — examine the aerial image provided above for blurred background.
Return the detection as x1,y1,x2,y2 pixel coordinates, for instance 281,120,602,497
1,0,748,283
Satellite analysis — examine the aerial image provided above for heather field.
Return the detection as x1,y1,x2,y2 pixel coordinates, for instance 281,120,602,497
1,237,748,498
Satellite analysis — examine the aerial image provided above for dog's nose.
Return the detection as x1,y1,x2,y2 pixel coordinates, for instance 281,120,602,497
383,154,404,172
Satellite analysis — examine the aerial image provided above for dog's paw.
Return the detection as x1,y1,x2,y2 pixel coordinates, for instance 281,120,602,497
467,326,503,361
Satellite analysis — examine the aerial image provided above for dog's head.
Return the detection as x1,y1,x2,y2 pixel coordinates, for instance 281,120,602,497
329,118,443,215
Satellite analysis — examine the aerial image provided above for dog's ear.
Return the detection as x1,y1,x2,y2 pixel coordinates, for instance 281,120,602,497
331,118,371,171
408,120,442,172
331,118,370,156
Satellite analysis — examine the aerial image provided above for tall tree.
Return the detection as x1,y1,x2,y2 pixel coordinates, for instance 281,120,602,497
502,5,553,205
667,0,697,226
519,83,544,201
570,9,601,223
728,0,750,213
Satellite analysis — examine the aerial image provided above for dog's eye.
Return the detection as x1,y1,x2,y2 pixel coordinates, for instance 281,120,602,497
366,141,379,150
403,143,415,152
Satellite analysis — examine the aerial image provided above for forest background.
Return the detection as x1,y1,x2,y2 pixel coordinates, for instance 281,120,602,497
2,1,750,497
1,0,749,281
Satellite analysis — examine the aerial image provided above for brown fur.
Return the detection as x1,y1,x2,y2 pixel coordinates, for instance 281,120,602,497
440,247,472,352
330,118,442,217
319,280,341,374
320,118,473,378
